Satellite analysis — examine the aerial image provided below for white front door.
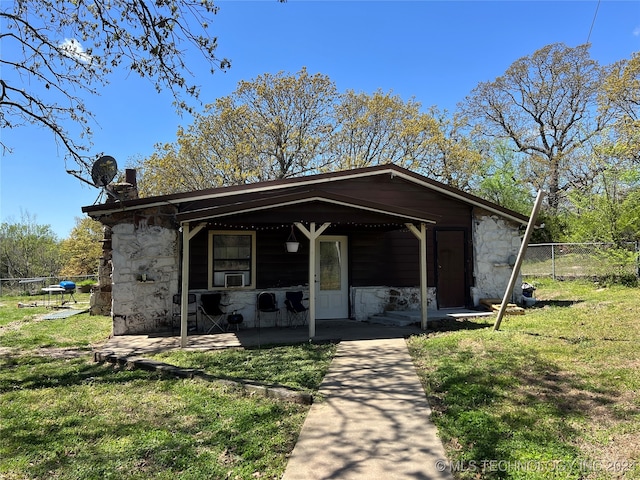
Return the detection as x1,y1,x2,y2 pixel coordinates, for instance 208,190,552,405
315,236,349,319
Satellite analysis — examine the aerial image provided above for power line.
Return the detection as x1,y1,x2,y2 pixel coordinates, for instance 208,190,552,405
586,0,601,44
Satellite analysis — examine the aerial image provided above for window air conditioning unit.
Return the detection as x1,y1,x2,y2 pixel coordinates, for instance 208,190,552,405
224,273,245,288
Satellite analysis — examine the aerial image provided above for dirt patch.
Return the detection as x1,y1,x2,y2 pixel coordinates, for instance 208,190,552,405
515,369,640,476
575,427,640,479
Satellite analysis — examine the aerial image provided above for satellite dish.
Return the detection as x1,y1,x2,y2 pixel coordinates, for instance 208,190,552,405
91,155,118,187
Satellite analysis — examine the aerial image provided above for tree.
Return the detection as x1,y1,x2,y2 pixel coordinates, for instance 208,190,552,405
475,142,533,215
328,89,425,170
137,68,337,194
599,51,640,164
234,67,337,179
328,94,485,190
0,212,62,279
1,0,234,177
567,167,640,244
460,43,616,213
415,107,486,190
59,217,104,277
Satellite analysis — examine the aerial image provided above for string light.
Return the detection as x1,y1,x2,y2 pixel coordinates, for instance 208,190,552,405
206,221,410,231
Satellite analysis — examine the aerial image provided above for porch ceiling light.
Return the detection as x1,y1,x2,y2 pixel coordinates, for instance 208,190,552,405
286,225,300,253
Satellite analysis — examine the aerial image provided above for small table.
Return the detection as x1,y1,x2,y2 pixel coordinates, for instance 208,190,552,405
41,286,66,307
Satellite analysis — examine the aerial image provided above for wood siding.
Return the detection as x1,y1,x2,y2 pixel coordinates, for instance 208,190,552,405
185,174,474,303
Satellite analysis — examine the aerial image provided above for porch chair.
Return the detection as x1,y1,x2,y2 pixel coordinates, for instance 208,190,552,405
256,292,281,329
285,291,308,327
199,293,228,333
172,293,198,333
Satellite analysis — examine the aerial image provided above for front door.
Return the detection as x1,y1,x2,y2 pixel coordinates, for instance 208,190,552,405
315,236,349,319
436,230,467,308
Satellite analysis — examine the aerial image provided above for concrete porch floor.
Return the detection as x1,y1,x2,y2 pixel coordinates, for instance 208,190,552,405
97,309,495,357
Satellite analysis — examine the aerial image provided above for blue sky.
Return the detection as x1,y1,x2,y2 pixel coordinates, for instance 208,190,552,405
1,0,639,239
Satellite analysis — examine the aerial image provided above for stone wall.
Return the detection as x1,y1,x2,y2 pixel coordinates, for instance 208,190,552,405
471,211,523,305
89,225,112,317
350,286,437,321
110,219,180,335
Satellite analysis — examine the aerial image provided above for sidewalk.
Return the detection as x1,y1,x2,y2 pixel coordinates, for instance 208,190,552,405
96,322,455,479
282,338,453,480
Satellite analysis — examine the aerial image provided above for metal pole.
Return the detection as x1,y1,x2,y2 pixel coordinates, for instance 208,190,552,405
493,190,545,331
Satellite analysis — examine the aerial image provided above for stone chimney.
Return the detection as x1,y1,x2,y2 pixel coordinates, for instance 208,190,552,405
90,225,113,317
107,168,139,202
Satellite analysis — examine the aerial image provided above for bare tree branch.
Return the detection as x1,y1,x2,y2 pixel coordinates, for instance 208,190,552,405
0,0,234,178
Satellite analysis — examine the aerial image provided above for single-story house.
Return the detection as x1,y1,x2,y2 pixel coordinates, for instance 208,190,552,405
82,164,529,343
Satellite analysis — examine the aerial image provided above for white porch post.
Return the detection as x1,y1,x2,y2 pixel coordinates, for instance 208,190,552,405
180,222,206,347
294,222,331,338
406,222,428,330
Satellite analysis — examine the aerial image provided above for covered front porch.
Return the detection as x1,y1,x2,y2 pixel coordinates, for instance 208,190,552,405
99,314,494,357
178,199,437,347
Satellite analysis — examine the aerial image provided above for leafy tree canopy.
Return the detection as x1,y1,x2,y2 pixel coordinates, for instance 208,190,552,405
599,51,640,164
59,217,104,277
0,212,62,279
135,70,488,195
460,43,617,213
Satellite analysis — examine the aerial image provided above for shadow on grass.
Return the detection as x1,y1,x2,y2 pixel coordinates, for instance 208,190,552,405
410,339,621,477
0,354,158,393
1,353,303,479
522,331,636,345
428,317,494,333
529,299,584,309
151,342,336,392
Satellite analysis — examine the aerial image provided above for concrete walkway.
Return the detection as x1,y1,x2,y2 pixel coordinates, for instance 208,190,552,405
97,321,457,479
282,338,452,480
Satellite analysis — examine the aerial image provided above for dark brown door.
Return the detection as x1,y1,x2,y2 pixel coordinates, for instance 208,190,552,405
436,230,466,308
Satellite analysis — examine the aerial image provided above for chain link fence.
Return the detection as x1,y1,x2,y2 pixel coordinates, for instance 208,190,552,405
0,276,97,297
522,242,640,280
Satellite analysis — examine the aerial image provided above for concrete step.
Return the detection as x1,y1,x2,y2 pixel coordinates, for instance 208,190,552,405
369,308,494,327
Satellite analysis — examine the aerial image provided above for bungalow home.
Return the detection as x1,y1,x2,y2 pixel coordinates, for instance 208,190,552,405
82,164,529,343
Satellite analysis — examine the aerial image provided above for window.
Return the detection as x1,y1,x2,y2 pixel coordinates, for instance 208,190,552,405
208,231,256,289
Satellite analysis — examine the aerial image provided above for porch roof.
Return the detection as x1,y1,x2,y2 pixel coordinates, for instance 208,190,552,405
82,164,530,226
175,189,438,225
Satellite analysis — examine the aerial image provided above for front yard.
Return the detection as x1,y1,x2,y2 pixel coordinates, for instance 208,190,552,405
0,295,335,479
408,278,640,479
2,280,639,479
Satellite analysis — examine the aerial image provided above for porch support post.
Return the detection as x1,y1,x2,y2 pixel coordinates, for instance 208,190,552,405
180,222,206,347
294,221,331,338
406,222,428,330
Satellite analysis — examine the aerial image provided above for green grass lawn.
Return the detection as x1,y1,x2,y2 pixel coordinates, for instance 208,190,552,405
407,278,640,480
3,280,640,479
0,295,335,479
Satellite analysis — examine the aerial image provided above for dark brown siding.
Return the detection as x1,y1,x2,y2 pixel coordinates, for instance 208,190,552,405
349,230,420,287
188,229,208,289
255,230,308,288
189,227,310,290
186,174,475,297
